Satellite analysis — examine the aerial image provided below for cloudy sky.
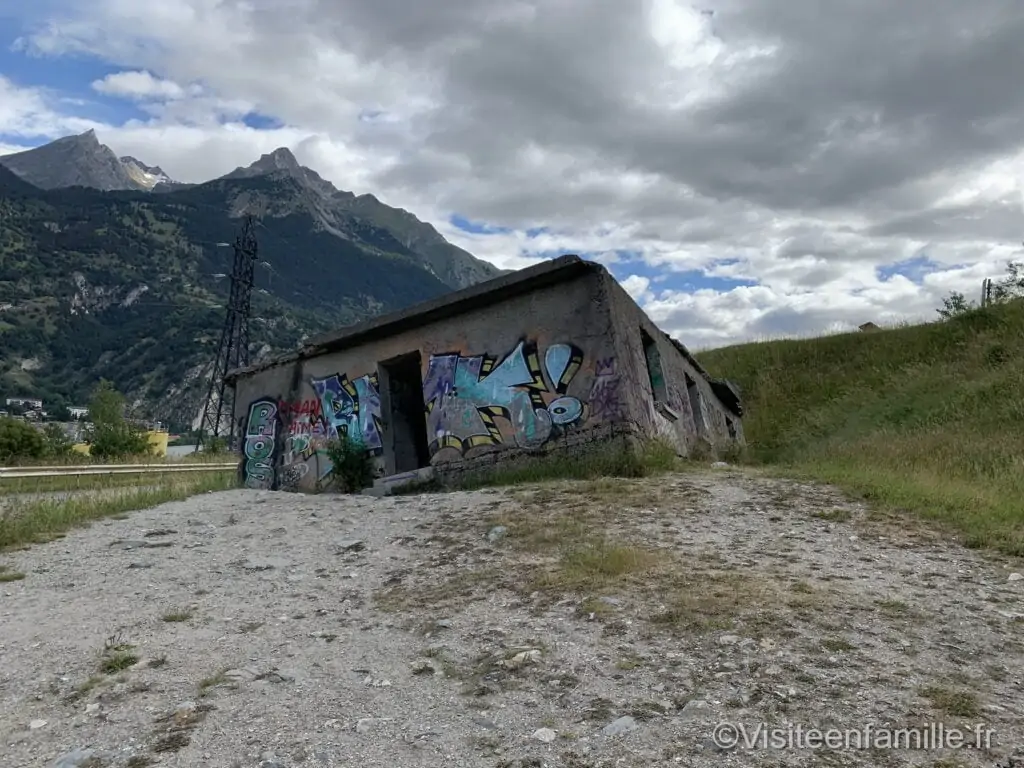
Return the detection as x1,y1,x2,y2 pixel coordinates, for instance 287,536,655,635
1,0,1023,350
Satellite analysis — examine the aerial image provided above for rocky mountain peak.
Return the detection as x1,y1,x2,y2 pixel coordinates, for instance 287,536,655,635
0,129,140,191
257,147,300,171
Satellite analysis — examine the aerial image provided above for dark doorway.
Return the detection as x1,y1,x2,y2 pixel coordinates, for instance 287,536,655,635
378,352,431,474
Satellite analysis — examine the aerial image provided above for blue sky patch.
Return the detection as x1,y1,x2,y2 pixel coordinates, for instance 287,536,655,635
603,254,758,294
876,254,942,285
0,38,154,131
242,112,282,130
449,215,512,235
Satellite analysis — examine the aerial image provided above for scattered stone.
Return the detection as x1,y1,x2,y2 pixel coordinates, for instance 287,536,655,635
242,557,289,571
501,649,541,669
532,727,557,743
435,619,453,629
29,718,47,729
411,660,436,675
1009,572,1022,582
602,716,638,737
85,703,99,715
356,718,374,734
336,539,366,553
718,634,740,645
54,749,99,768
486,526,508,543
680,700,709,719
711,461,729,468
363,676,392,688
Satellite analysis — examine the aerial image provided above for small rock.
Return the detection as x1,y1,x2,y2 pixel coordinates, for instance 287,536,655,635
30,718,47,729
85,703,100,715
1009,573,1022,582
501,649,541,669
435,619,453,629
411,660,436,676
55,749,98,768
718,634,740,645
355,718,374,734
680,699,709,719
711,461,729,468
486,526,508,543
336,539,365,553
532,727,557,743
602,716,638,737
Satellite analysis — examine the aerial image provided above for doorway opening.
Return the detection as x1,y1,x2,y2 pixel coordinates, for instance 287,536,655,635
378,352,431,474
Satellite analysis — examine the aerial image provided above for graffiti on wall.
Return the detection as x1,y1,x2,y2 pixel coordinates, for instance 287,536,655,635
278,397,324,488
243,398,278,489
311,372,384,455
423,340,590,455
588,356,624,421
241,372,384,490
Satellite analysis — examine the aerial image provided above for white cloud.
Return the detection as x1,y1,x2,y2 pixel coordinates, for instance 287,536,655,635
2,0,1023,349
91,70,192,101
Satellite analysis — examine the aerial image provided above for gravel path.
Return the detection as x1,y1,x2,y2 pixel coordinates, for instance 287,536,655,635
1,468,1022,767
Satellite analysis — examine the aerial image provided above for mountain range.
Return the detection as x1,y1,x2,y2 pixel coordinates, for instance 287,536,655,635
0,130,503,429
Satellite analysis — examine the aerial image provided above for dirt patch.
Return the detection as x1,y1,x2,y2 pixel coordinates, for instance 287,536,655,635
0,469,1022,767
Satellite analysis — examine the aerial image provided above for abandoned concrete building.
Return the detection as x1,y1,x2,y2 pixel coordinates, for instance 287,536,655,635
225,254,744,493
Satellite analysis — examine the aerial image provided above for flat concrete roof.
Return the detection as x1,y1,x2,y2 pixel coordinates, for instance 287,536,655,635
225,254,603,382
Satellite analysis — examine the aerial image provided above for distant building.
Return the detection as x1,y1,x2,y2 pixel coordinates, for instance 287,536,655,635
226,254,745,493
858,322,880,332
5,397,43,410
68,406,89,419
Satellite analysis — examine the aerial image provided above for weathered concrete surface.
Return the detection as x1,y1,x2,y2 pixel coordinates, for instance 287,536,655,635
231,258,742,495
4,470,1020,767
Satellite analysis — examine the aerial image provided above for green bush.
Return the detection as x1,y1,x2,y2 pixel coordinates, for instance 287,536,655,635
84,379,152,459
0,417,47,463
42,423,75,458
325,433,375,493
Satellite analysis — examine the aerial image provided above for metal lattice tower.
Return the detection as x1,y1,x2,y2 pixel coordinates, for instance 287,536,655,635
196,216,259,452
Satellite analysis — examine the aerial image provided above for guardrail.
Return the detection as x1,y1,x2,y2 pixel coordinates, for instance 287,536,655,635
0,462,238,479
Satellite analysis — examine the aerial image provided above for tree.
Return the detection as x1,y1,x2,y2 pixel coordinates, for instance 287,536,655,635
990,259,1024,303
42,423,74,458
48,405,73,422
0,417,46,463
85,380,152,459
936,291,974,319
937,260,1024,319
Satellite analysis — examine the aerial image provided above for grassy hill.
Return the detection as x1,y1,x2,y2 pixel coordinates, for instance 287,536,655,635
697,299,1024,556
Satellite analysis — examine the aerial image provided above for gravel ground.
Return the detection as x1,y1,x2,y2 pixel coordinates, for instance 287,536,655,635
1,467,1022,768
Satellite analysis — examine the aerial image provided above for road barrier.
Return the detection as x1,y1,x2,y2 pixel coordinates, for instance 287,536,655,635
0,462,238,479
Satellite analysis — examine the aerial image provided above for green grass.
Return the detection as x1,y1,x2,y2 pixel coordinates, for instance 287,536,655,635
0,471,238,550
0,465,236,496
698,299,1024,555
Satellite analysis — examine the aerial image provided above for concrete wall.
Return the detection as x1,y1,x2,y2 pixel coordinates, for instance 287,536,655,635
232,269,644,492
601,272,744,457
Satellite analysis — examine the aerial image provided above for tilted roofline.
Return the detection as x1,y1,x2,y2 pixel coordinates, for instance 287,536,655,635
225,254,601,382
